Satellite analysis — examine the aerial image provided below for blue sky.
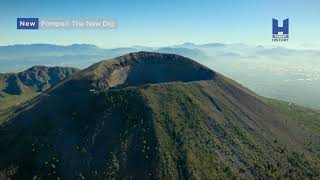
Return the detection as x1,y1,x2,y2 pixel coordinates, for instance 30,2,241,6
0,0,319,48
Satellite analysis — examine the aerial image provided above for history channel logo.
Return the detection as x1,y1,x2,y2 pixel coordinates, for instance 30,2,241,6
272,18,289,42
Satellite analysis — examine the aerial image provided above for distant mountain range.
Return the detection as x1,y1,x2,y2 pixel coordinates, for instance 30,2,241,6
0,44,207,73
0,52,319,179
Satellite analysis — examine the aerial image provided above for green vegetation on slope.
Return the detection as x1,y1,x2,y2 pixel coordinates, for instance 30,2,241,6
140,82,320,179
1,81,319,179
267,99,320,161
267,99,320,134
0,91,39,123
141,84,237,179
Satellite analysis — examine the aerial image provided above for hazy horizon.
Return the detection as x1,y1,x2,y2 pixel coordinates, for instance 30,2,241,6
1,0,320,49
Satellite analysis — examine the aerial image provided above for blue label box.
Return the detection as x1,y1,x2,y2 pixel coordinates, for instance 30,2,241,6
17,18,39,29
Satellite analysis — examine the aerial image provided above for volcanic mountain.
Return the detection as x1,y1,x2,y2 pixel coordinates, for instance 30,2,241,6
0,52,319,179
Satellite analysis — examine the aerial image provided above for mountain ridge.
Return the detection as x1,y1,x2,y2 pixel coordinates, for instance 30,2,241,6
0,66,79,95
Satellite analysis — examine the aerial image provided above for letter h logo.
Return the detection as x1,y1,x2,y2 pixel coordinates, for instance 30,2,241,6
272,18,289,35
